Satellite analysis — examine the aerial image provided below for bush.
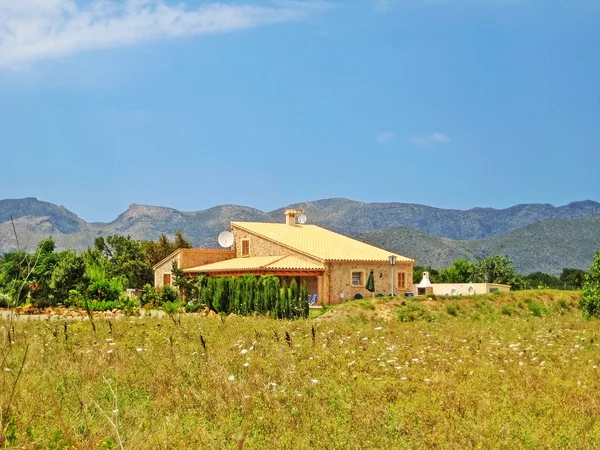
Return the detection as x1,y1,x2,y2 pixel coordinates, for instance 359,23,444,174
581,252,600,319
160,286,179,304
501,305,515,316
141,283,160,306
87,280,121,303
66,289,84,308
446,304,460,317
526,299,546,317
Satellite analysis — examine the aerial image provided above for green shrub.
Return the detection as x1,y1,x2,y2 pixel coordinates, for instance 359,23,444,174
475,300,493,315
87,280,121,302
397,303,434,322
446,303,460,317
526,299,546,317
164,301,182,316
66,289,83,308
142,283,160,306
501,305,515,316
160,285,179,304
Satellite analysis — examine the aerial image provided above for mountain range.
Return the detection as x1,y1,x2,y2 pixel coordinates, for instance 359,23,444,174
1,197,599,274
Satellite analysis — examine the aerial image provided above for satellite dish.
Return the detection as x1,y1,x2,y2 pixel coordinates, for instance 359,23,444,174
218,231,235,248
297,213,307,224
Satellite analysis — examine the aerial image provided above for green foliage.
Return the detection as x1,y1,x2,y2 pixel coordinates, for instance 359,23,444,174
87,280,122,303
474,255,518,286
560,268,587,290
172,261,196,301
501,305,515,316
141,232,193,266
160,285,179,304
94,235,153,288
50,251,89,302
446,303,460,317
526,298,547,317
580,251,600,319
141,283,160,306
438,259,476,283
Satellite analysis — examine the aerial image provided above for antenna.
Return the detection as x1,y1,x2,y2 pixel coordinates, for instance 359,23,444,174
218,231,235,248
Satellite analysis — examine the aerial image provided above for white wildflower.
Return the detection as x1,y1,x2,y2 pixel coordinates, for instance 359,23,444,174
228,375,235,382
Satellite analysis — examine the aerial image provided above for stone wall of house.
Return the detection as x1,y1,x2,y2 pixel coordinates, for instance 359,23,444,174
154,253,181,287
180,249,236,270
327,261,414,304
232,228,322,265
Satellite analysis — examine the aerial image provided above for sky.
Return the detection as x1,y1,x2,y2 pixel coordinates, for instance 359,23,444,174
0,0,599,223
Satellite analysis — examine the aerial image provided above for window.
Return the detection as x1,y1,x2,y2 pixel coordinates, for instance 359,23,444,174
241,239,250,257
351,271,364,286
397,272,406,290
163,273,171,286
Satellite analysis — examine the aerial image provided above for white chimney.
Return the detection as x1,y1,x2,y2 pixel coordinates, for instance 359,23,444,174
418,271,433,288
284,209,297,226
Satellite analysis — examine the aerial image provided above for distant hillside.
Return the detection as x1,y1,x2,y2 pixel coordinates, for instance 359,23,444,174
357,216,600,275
1,197,599,274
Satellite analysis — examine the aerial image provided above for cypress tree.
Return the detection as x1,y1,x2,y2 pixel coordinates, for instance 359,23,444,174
300,280,309,318
290,279,299,318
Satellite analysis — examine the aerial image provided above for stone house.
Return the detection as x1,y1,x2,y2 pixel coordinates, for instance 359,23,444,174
169,210,415,305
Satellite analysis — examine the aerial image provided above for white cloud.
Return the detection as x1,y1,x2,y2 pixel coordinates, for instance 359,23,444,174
0,0,328,69
376,131,396,144
410,132,450,148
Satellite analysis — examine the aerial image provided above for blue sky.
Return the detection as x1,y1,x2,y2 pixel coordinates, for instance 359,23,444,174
0,0,599,223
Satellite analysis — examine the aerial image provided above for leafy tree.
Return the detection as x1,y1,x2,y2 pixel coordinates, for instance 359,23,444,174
171,261,197,301
437,259,476,283
142,232,193,267
94,236,153,288
580,252,600,318
560,268,587,290
473,255,518,285
50,251,89,302
522,272,561,289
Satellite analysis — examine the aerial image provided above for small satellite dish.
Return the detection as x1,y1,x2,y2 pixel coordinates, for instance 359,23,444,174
297,213,307,224
218,231,235,248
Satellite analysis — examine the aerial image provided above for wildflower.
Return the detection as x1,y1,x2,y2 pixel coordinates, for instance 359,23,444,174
240,349,248,355
243,362,249,367
424,378,431,382
112,409,119,414
228,375,235,382
374,327,383,331
348,361,355,366
136,348,143,352
107,350,113,354
311,379,319,384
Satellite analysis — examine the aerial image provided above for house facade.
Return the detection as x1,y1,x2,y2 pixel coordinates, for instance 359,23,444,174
176,210,415,305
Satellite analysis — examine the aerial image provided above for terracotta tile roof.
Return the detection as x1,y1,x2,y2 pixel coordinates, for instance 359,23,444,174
152,248,235,269
184,255,325,273
231,222,414,263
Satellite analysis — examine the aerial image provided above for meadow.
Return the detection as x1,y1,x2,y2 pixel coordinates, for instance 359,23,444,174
1,290,600,449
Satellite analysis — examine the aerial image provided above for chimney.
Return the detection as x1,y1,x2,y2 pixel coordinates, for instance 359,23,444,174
284,209,297,226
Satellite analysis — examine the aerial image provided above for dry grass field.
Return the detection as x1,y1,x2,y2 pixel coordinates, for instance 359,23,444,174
1,290,600,449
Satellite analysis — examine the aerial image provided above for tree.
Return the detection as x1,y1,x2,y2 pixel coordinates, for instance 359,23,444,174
560,268,587,290
473,255,518,286
580,252,600,318
50,251,89,301
437,259,476,283
94,236,153,288
142,232,193,267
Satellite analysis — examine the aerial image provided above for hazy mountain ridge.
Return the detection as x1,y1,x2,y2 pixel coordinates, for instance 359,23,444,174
1,197,599,274
357,216,600,275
